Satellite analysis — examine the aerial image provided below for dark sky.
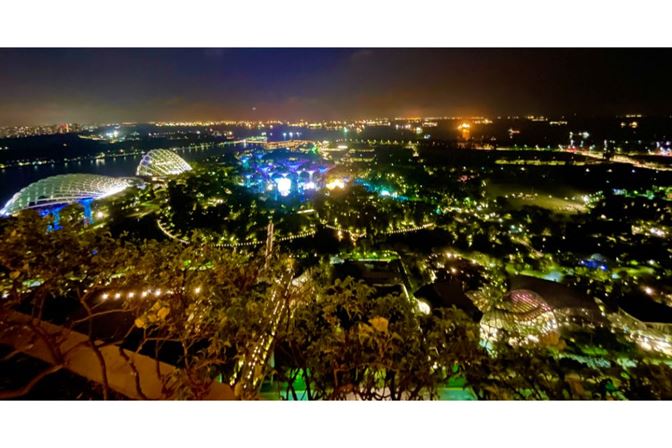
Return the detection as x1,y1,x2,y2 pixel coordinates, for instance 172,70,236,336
1,48,671,125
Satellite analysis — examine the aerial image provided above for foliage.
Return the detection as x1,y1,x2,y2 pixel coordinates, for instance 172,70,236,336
3,209,672,400
0,209,292,399
274,275,483,400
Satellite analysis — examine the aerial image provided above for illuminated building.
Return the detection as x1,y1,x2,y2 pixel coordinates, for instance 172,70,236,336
0,174,135,217
480,289,560,348
610,289,672,357
136,149,192,178
481,276,607,349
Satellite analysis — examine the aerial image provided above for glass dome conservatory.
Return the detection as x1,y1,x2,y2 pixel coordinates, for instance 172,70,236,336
480,289,560,347
136,149,192,178
1,174,135,216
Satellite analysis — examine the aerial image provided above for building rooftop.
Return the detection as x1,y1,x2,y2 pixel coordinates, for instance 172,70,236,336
414,279,483,321
511,275,600,311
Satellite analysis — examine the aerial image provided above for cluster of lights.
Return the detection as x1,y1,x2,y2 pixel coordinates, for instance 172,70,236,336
100,285,204,302
219,229,318,248
480,289,561,348
382,223,435,235
219,240,264,248
274,230,316,242
324,224,366,240
276,177,292,197
325,179,346,190
0,122,82,139
609,311,672,356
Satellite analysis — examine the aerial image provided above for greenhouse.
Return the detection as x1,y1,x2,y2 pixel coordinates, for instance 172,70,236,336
0,174,135,216
136,149,192,178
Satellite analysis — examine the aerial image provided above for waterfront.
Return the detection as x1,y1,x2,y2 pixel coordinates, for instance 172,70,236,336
0,144,230,205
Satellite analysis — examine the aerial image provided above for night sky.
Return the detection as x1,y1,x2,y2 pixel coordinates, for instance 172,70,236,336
1,48,671,126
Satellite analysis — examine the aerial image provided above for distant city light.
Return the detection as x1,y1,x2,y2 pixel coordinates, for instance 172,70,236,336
650,228,666,237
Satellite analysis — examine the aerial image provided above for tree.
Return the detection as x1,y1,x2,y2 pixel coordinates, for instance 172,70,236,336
1,207,128,399
274,273,484,400
118,236,295,399
4,209,672,400
0,209,293,399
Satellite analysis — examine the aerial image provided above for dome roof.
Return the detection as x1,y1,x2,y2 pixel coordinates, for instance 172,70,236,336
480,289,559,344
497,289,553,321
1,174,134,216
136,149,192,178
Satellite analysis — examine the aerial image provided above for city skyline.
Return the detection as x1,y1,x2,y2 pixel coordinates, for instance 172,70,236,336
2,48,672,126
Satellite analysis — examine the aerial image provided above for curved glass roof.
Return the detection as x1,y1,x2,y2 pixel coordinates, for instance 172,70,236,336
497,289,553,319
0,174,134,216
481,289,559,335
136,149,192,178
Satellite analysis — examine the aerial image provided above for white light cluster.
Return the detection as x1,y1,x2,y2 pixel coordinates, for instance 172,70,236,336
276,177,292,197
